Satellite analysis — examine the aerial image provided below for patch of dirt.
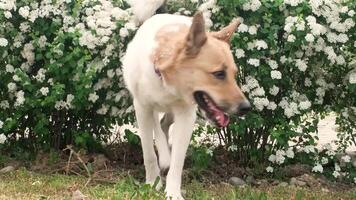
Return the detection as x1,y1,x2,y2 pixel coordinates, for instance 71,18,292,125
1,142,354,192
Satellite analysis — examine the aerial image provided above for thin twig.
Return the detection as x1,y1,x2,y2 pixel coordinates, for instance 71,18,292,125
64,145,92,186
65,148,73,175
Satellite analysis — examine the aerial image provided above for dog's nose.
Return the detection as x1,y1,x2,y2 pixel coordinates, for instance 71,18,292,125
237,101,251,116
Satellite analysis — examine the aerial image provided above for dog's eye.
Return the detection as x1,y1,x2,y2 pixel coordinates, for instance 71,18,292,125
212,70,226,80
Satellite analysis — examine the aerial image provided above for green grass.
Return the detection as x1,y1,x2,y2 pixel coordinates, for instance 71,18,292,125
0,169,356,200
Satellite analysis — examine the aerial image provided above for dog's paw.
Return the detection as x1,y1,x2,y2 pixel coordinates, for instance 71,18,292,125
165,192,184,200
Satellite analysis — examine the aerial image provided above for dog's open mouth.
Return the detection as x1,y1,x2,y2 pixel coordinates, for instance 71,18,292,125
193,91,230,127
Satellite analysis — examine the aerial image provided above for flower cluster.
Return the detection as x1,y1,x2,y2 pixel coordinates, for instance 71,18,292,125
0,0,136,147
266,143,355,184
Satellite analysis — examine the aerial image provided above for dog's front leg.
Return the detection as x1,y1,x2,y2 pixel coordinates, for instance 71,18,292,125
134,100,162,189
165,106,196,200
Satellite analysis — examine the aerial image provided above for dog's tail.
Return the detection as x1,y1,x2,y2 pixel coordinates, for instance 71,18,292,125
127,0,166,24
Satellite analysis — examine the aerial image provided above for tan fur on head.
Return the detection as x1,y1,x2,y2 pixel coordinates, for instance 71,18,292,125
152,12,245,113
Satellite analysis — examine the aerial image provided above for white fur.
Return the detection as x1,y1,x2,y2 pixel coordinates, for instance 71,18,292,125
128,0,166,23
122,14,195,200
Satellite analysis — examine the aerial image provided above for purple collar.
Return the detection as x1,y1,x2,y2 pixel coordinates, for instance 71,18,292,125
154,66,162,78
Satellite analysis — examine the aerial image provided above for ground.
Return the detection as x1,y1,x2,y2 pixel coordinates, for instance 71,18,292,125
1,169,356,200
1,115,355,199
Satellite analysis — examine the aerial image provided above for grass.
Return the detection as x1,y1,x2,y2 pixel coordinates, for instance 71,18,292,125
0,169,356,200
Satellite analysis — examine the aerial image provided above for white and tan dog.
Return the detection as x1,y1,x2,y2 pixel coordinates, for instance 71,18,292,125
122,4,251,200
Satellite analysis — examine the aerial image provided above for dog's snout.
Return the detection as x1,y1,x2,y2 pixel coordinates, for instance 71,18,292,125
237,101,251,116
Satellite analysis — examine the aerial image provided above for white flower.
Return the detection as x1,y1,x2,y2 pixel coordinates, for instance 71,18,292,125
245,76,259,89
322,143,332,151
304,78,312,87
348,10,355,17
119,28,129,38
7,82,17,92
0,38,8,47
66,94,75,108
35,68,46,82
15,90,25,107
235,49,245,59
4,11,12,19
206,148,213,156
312,163,323,173
55,100,67,110
275,150,286,164
247,58,260,67
267,102,277,110
88,92,99,103
326,149,336,157
335,163,341,172
242,0,262,11
305,33,315,42
303,145,315,153
341,155,351,163
5,64,14,73
38,36,47,48
97,104,109,115
255,40,268,50
280,56,287,64
286,148,294,158
287,34,296,42
336,55,345,65
228,145,237,152
296,20,305,31
19,6,30,18
248,25,257,35
271,70,282,79
266,166,274,173
107,69,115,78
12,75,20,82
247,42,255,50
0,120,3,129
268,154,276,163
237,23,248,33
250,87,265,96
40,87,49,96
321,157,328,165
354,177,356,184
253,97,269,111
332,170,340,178
295,59,308,72
284,0,303,7
269,85,279,96
0,101,9,109
299,100,311,110
268,60,278,69
349,72,356,84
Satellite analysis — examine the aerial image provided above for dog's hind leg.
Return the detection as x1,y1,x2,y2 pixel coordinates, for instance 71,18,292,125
154,112,171,175
134,100,162,189
160,112,174,143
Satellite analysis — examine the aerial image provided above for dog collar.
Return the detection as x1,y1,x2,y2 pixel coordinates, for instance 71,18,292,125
154,66,162,77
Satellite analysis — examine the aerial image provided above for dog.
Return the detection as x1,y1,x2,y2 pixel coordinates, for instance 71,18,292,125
122,6,251,200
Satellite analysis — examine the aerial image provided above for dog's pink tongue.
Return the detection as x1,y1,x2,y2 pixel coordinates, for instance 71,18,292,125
220,113,230,127
212,108,229,127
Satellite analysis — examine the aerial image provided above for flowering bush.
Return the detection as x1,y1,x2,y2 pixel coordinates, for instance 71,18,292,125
186,0,356,161
266,143,356,184
0,0,136,150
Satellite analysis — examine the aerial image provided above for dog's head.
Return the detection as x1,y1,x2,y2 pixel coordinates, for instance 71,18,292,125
158,12,251,127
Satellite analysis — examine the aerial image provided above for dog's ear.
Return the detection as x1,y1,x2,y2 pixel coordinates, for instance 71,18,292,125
211,19,240,43
185,11,207,56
